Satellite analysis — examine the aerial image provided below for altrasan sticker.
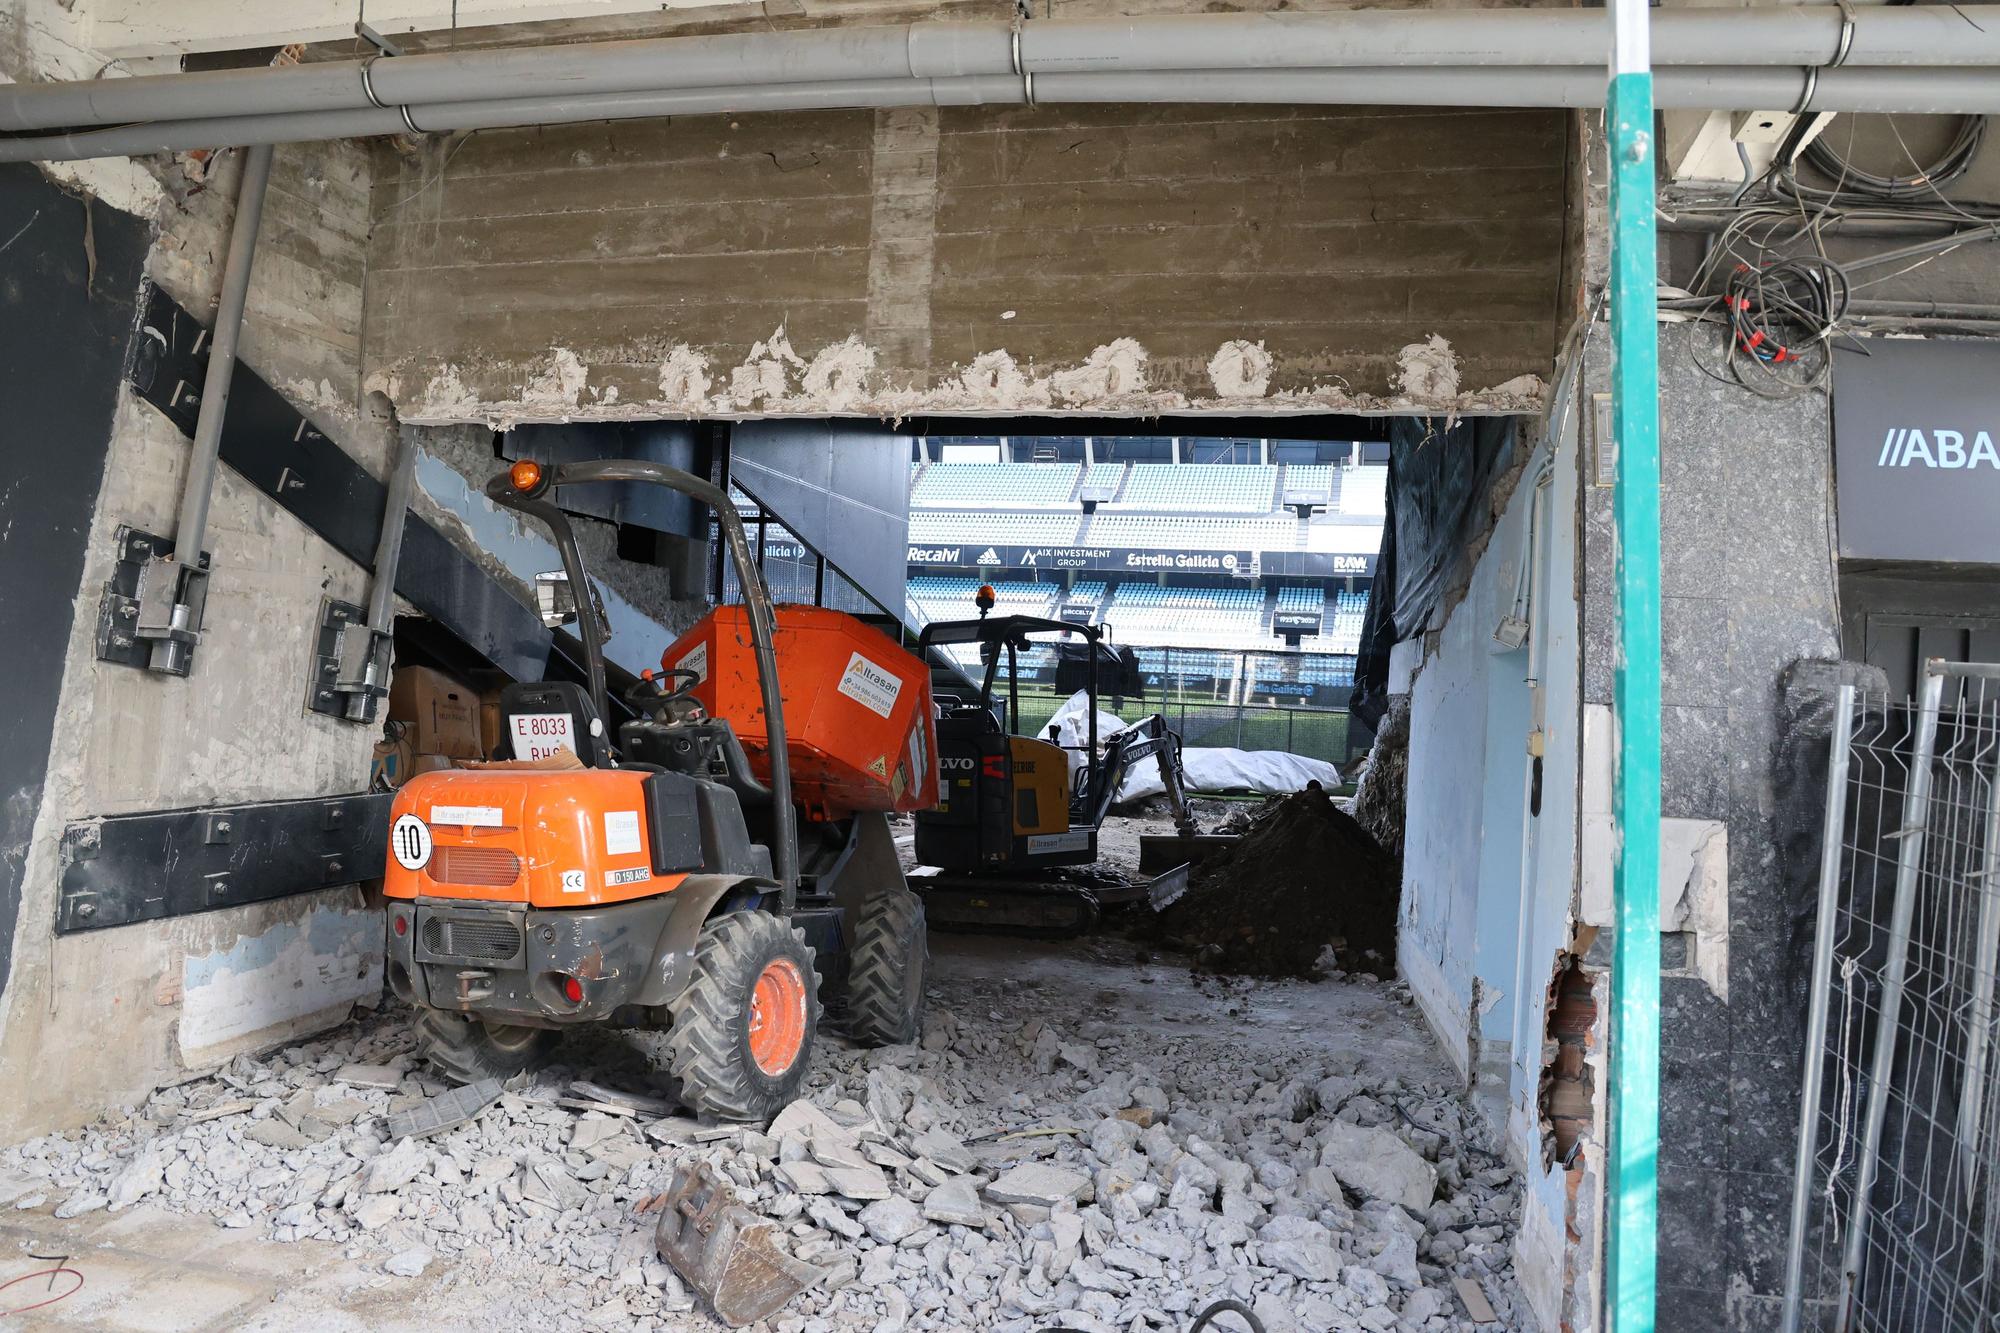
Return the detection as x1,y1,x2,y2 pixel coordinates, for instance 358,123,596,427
837,652,903,719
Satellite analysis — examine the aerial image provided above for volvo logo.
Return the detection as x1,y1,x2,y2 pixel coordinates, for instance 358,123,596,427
390,814,433,871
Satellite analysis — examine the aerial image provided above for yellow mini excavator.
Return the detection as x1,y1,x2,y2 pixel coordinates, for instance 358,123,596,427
908,589,1236,934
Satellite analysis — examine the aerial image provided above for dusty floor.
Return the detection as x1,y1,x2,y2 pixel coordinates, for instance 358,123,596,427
0,930,1526,1332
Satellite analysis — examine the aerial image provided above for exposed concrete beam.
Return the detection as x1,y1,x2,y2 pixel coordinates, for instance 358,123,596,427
84,0,740,59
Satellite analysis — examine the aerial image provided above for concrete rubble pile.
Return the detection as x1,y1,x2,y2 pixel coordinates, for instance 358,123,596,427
0,977,1526,1332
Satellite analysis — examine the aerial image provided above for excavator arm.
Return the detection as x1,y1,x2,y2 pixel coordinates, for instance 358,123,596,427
1077,714,1198,838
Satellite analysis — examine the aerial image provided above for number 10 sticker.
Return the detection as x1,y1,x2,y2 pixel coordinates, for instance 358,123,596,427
391,815,432,871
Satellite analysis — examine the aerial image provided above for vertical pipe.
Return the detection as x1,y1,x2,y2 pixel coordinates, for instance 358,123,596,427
364,428,418,634
1836,662,1946,1329
1954,723,2000,1197
1781,682,1858,1333
1606,0,1662,1327
172,142,274,570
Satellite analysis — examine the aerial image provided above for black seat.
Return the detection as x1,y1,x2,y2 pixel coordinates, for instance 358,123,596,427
497,681,608,767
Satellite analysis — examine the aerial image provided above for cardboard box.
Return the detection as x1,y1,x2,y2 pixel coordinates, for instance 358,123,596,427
409,754,458,778
388,665,484,760
479,690,505,759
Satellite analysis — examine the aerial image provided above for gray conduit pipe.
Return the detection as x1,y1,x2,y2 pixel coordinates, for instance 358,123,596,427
11,64,2000,163
156,141,273,673
8,6,2000,135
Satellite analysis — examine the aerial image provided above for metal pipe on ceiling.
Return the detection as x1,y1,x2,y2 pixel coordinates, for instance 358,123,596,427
9,62,2000,163
6,6,2000,136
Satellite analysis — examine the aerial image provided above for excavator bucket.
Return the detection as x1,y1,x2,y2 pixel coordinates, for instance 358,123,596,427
1137,831,1241,877
655,1161,824,1327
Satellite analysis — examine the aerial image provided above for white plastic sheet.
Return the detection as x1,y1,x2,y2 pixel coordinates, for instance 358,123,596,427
1117,746,1342,802
1044,690,1343,801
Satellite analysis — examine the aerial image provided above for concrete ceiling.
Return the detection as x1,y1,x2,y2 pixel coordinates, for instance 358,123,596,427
77,0,746,58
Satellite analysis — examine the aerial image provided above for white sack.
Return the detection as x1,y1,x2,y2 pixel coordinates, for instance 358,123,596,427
1042,690,1132,787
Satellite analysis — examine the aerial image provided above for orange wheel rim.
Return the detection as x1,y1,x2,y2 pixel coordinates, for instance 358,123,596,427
747,958,808,1076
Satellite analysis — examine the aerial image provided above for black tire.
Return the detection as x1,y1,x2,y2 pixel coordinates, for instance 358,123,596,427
665,911,820,1122
417,1008,557,1084
844,889,928,1047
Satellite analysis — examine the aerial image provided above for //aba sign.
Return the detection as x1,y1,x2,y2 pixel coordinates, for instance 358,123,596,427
1834,341,2000,564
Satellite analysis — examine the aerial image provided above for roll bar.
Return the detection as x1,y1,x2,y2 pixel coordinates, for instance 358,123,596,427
484,459,797,899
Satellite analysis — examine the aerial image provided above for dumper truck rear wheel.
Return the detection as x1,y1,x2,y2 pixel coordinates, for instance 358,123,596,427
417,1008,557,1085
665,911,820,1122
844,889,928,1047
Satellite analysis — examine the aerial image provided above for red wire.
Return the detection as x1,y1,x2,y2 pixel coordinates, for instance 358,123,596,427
0,1265,85,1316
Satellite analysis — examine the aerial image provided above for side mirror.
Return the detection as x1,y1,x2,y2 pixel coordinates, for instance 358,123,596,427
534,570,613,641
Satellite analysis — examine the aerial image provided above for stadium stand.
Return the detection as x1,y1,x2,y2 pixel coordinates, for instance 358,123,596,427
1103,584,1265,649
909,511,1084,545
1275,585,1324,615
1106,464,1278,513
1296,591,1368,655
1086,513,1300,551
1302,522,1382,555
912,462,1078,509
908,575,1058,618
1280,464,1336,507
1065,581,1108,612
1339,465,1388,516
904,455,1381,715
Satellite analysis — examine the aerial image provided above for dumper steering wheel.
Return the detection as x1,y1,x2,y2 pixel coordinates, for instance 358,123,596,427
627,668,702,718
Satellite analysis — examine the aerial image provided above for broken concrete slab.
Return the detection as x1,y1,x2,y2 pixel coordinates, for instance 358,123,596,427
333,1063,402,1090
1320,1118,1439,1213
568,1079,674,1118
776,1162,830,1195
242,1119,308,1150
770,1099,850,1144
821,1165,892,1201
364,1138,428,1194
985,1163,1090,1207
567,1111,626,1152
920,1178,987,1228
858,1196,923,1245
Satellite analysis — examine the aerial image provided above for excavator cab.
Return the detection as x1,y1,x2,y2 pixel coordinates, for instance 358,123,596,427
382,458,933,1124
911,609,1219,933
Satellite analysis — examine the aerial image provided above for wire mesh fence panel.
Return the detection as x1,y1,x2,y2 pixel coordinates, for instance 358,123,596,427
1786,663,2000,1333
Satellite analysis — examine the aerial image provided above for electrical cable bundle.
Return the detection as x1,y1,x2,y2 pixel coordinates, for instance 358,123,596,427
1661,101,1995,398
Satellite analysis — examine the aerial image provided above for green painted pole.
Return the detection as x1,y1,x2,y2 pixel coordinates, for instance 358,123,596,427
1606,0,1662,1328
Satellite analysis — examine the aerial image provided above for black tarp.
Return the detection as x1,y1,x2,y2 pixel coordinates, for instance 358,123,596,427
1351,415,1518,728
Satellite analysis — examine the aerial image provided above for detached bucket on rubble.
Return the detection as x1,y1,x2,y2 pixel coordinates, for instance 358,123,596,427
655,1161,824,1327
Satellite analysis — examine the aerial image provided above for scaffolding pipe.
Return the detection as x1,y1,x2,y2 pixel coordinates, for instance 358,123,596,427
1606,0,1662,1326
8,7,2000,135
11,64,2000,163
153,142,273,673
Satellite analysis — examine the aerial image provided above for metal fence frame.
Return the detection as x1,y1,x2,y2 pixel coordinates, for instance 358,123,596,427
1784,658,2000,1333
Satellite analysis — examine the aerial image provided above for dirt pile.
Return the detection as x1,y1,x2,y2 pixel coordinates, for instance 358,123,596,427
1152,786,1400,979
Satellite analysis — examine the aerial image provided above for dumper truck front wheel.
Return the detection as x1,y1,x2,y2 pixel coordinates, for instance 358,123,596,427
418,1008,558,1084
665,911,820,1122
844,889,928,1047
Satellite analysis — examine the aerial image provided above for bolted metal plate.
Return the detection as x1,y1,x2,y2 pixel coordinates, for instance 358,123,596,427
57,791,393,933
128,283,551,685
94,526,210,675
306,595,389,723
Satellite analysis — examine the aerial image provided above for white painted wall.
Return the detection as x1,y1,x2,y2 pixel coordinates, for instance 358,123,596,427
1395,410,1585,1333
